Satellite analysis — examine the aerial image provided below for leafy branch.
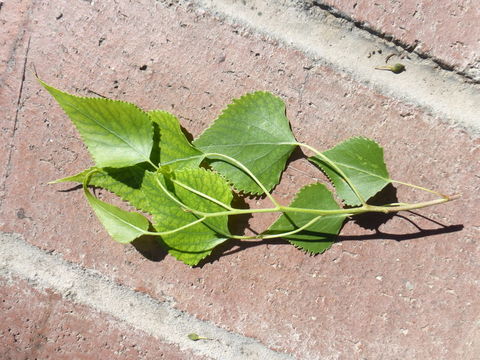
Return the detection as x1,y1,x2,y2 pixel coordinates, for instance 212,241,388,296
42,80,459,266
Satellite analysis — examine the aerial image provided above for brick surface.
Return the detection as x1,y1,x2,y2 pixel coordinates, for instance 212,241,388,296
0,0,32,202
0,276,205,360
317,0,480,80
0,0,31,76
1,1,479,359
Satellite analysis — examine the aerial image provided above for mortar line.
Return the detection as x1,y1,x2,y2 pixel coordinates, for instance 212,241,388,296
310,1,473,81
0,232,294,360
186,0,480,135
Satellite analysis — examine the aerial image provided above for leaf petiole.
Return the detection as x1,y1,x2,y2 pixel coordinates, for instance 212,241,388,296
391,179,449,199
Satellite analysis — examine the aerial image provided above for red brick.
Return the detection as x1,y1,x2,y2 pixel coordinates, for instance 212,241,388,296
1,1,479,359
0,276,205,360
0,0,31,75
0,0,32,201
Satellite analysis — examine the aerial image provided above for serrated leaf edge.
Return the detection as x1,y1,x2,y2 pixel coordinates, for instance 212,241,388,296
52,166,154,215
193,91,290,196
41,80,153,167
193,91,283,142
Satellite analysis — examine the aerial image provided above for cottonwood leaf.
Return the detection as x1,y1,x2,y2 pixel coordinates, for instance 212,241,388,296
149,110,204,169
51,165,151,213
309,137,391,206
265,183,346,254
193,92,297,194
83,186,149,244
41,81,153,168
142,168,232,266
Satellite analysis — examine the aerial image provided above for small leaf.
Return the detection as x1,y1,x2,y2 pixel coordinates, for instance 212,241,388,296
193,92,297,194
188,333,211,341
309,137,391,206
149,110,204,169
265,183,346,254
142,168,233,265
41,81,153,168
83,186,149,244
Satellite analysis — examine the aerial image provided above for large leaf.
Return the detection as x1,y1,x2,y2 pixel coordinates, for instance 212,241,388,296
51,165,151,213
193,92,297,194
41,81,153,168
142,168,232,266
265,183,346,254
148,110,204,169
309,137,391,206
83,186,149,244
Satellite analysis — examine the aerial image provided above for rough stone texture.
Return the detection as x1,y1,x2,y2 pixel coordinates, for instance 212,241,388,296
316,0,480,80
0,276,205,360
1,0,479,359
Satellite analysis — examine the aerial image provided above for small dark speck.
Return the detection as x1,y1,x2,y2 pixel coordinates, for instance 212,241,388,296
139,65,147,71
98,37,105,46
56,13,63,20
257,11,262,16
16,208,31,220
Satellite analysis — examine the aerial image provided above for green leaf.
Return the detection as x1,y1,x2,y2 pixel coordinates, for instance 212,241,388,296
41,81,153,168
309,137,391,206
148,110,204,169
49,168,94,184
51,165,152,213
142,168,232,265
83,186,149,244
193,92,297,194
265,183,346,254
187,333,211,341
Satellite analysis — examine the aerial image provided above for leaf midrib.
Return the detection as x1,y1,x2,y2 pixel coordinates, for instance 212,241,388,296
64,98,151,163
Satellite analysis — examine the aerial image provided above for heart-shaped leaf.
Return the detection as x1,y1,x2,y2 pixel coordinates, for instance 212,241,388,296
193,92,297,194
